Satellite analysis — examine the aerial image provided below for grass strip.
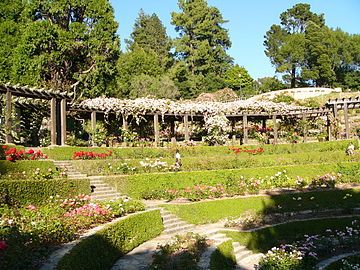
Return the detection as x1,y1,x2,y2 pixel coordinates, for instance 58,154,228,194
222,217,360,253
210,240,236,270
162,188,360,224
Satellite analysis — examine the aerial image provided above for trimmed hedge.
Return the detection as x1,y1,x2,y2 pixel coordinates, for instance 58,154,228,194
42,140,358,160
73,150,360,176
210,240,236,270
223,216,360,253
0,160,57,179
0,178,90,205
162,188,360,224
56,210,164,270
103,162,360,199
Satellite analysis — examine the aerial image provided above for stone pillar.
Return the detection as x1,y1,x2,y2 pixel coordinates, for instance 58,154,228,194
184,114,190,141
327,113,332,141
302,113,307,143
60,99,67,146
122,114,128,130
344,102,349,139
50,98,57,146
242,113,248,144
273,114,278,144
154,113,160,145
5,90,12,144
91,111,96,146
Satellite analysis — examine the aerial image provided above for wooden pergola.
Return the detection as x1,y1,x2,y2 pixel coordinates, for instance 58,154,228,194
0,83,73,145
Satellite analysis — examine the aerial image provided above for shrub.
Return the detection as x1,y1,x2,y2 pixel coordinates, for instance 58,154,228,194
0,160,58,180
3,146,47,162
150,232,208,270
57,210,163,270
258,246,307,270
0,179,90,206
309,173,338,189
72,150,112,160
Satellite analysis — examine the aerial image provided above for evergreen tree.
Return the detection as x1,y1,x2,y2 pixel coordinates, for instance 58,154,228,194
225,65,253,94
10,0,120,98
0,0,24,82
264,3,324,87
127,9,171,68
171,0,232,97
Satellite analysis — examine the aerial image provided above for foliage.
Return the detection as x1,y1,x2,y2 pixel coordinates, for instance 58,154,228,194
72,150,112,160
272,93,295,104
162,189,360,224
171,0,232,97
3,146,47,162
210,240,236,270
57,210,163,270
0,179,90,206
150,232,208,270
309,173,337,188
255,77,287,93
9,0,120,98
204,114,230,146
224,65,254,97
84,121,107,146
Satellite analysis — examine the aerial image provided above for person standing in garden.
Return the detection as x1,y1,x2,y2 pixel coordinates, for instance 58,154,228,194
346,143,355,155
175,149,182,169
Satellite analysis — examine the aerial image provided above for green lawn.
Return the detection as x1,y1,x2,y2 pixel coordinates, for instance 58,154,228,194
222,217,360,253
162,188,360,224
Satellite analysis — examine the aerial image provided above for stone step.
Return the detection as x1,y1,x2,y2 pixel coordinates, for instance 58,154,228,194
163,224,195,235
236,250,254,262
163,218,181,226
233,243,247,254
164,221,189,230
91,194,121,201
236,253,264,270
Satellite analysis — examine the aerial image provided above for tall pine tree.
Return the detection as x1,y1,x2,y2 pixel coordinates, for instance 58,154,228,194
11,0,120,98
171,0,232,98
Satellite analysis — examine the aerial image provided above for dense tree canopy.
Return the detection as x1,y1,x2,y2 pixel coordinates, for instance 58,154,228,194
3,0,120,98
171,0,232,97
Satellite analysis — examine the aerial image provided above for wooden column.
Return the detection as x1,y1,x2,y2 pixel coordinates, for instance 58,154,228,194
344,102,349,139
262,118,266,129
91,111,96,146
122,114,128,130
60,99,67,146
154,113,160,145
50,98,57,145
333,104,338,140
273,114,278,144
170,120,175,137
302,113,307,143
184,114,190,141
5,90,12,144
327,113,332,141
242,113,248,144
231,120,236,144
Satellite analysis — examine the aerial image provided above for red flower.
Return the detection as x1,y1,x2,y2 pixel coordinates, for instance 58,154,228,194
2,145,8,149
26,149,34,154
0,240,7,251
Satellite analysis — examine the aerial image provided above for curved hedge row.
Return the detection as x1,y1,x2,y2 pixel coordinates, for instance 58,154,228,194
0,178,90,205
42,140,357,160
0,160,57,179
56,210,164,270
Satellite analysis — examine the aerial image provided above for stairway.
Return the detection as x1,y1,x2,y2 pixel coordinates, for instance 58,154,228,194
53,160,87,179
233,241,264,270
88,176,122,201
160,208,195,235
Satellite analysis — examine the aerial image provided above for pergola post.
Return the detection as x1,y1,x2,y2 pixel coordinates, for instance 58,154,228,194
344,102,349,139
5,90,12,144
302,113,307,143
60,99,67,146
91,111,96,146
50,98,57,146
122,114,128,131
154,113,160,145
333,104,338,140
273,114,278,144
242,113,248,144
184,114,190,141
327,113,332,141
231,119,236,144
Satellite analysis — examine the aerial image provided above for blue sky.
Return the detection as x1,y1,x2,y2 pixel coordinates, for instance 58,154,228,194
109,0,360,80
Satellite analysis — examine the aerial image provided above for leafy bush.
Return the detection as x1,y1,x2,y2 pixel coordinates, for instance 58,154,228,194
3,146,47,162
0,179,90,206
150,232,208,270
57,210,163,270
0,160,58,180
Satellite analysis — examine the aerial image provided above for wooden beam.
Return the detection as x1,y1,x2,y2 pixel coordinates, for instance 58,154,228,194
344,102,349,139
242,113,248,144
60,99,67,146
91,111,96,146
273,114,278,144
184,114,190,141
154,113,160,145
50,98,57,145
5,90,12,144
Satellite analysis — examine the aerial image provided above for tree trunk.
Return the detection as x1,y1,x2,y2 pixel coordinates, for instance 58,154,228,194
291,66,296,88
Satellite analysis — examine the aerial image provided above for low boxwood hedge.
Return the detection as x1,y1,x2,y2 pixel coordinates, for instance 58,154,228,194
42,140,357,160
0,160,57,179
103,162,360,199
0,178,90,205
56,210,163,270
